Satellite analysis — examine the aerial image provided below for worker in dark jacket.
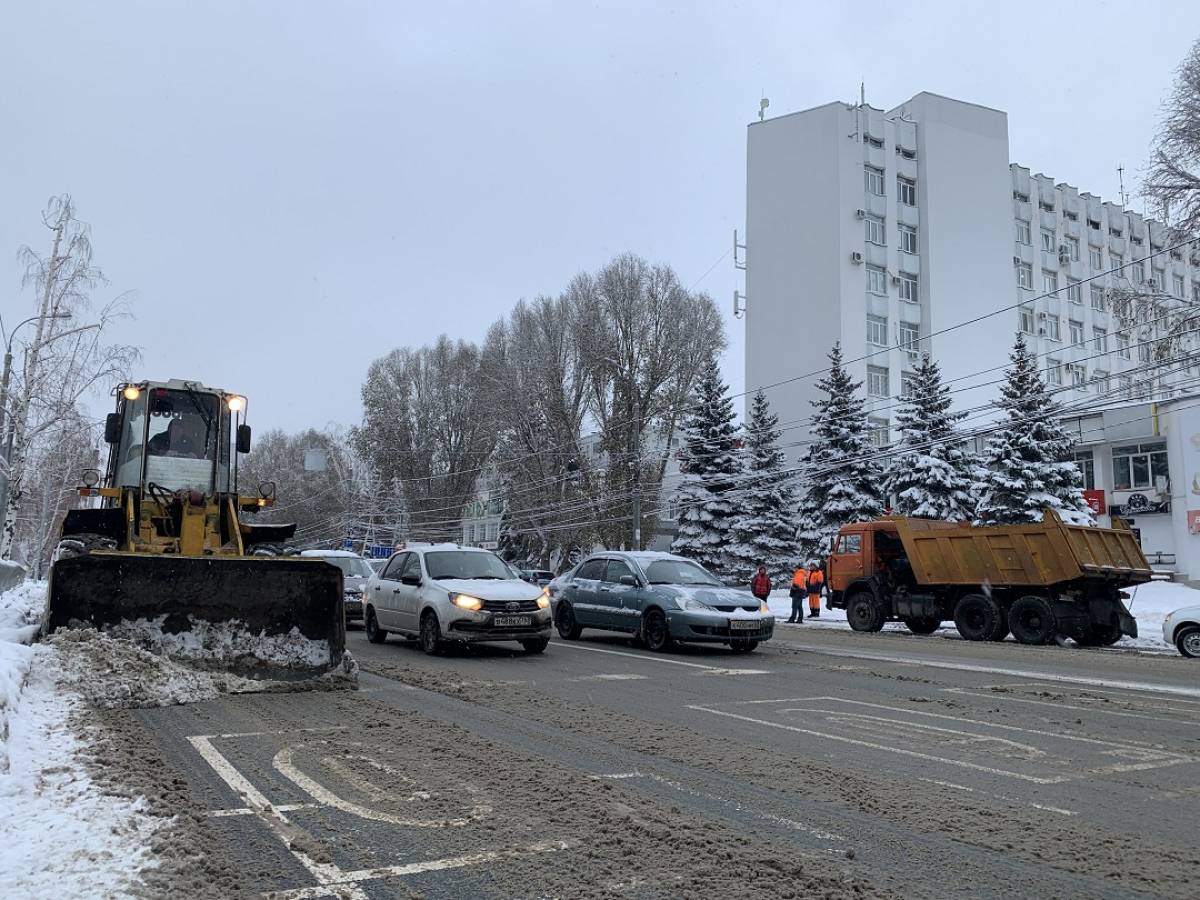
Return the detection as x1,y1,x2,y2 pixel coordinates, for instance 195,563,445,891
806,560,825,618
750,564,772,603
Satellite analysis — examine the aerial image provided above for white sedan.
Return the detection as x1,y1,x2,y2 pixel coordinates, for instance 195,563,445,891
1163,605,1200,658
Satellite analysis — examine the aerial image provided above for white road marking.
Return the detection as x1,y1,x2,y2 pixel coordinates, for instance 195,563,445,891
556,643,768,675
915,777,1077,816
208,803,315,818
569,673,648,682
593,772,843,844
942,684,1200,727
263,841,570,900
273,741,491,827
775,642,1200,698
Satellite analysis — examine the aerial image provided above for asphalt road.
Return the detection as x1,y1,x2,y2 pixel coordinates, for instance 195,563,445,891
96,623,1200,899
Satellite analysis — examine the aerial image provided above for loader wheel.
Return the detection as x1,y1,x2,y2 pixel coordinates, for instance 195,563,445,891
953,594,1002,642
903,617,940,635
846,592,884,632
419,611,444,656
1009,595,1056,645
53,533,117,561
365,608,388,644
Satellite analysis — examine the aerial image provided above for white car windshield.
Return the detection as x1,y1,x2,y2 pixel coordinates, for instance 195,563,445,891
425,551,514,581
321,557,374,578
644,559,722,586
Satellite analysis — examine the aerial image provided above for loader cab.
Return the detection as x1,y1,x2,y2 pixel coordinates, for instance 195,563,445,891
107,382,242,496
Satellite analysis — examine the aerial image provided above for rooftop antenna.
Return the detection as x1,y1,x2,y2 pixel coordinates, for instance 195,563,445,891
1117,165,1129,208
861,81,865,108
758,94,769,121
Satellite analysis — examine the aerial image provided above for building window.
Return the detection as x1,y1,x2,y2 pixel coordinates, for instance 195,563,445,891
1138,341,1151,364
1117,332,1130,358
899,272,918,302
1041,228,1056,252
867,366,889,398
1089,247,1102,269
899,223,918,254
1088,218,1101,231
1151,270,1164,291
899,322,919,356
1019,305,1035,334
1017,262,1033,289
865,214,886,245
868,417,890,447
897,147,915,160
864,165,885,196
1016,220,1031,245
1068,363,1086,389
1013,190,1029,202
1194,282,1200,303
1042,270,1058,294
1112,442,1168,491
1093,370,1110,396
1040,200,1055,212
865,135,884,148
1174,275,1186,297
1046,359,1063,386
1109,226,1123,238
1111,252,1124,272
1131,234,1144,246
866,264,887,295
1045,315,1061,341
1091,285,1106,311
1069,319,1084,345
1067,281,1082,304
1064,210,1078,222
1132,264,1145,285
1066,236,1080,260
900,371,917,398
898,176,917,206
1093,327,1108,352
1074,451,1096,490
866,314,888,346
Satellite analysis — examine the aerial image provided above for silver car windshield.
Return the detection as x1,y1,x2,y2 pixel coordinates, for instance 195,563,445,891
425,551,513,581
644,559,722,586
322,557,374,578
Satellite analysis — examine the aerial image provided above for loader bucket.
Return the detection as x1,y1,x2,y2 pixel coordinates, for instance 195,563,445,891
45,553,346,677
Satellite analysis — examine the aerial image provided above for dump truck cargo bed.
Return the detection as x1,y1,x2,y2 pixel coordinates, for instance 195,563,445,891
45,553,346,676
892,512,1153,589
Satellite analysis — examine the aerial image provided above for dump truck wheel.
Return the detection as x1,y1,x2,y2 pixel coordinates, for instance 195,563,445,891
1009,595,1056,645
1077,623,1122,647
419,611,444,655
846,592,884,632
365,608,388,644
987,607,1010,642
904,617,940,635
555,601,583,640
53,532,117,561
953,594,1002,642
1177,625,1200,658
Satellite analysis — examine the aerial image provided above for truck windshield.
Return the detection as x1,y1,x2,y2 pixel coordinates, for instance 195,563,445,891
142,389,220,492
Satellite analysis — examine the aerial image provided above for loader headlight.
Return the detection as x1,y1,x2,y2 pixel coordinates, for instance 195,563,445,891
81,469,100,487
451,593,483,611
122,385,140,401
227,395,245,412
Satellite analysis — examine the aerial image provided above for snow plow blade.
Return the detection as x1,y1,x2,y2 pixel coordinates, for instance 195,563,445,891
44,553,346,676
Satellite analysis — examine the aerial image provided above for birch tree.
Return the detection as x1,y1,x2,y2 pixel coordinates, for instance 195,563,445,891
1145,37,1200,238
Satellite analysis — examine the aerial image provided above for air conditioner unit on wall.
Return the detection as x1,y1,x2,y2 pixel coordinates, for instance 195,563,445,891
855,209,867,219
1013,255,1022,266
891,275,901,285
850,251,864,264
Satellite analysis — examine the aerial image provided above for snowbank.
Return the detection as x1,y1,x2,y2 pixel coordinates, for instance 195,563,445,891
105,615,335,672
767,580,1200,652
0,559,25,594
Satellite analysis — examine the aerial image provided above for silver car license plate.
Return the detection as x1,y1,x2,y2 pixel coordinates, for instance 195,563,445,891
494,615,532,627
729,619,758,631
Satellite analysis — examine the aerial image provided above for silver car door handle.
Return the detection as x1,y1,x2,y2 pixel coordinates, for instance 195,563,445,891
392,588,401,594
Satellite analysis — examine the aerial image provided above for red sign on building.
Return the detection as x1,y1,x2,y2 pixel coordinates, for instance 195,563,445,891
1082,489,1106,515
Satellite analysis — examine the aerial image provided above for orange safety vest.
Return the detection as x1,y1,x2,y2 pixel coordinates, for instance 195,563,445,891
791,569,806,589
806,569,825,594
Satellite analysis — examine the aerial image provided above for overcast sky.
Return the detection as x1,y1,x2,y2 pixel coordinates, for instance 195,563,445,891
2,1,1198,433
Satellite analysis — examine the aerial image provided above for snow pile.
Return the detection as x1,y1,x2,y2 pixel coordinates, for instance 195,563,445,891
0,559,25,594
0,652,161,897
0,578,45,644
104,615,334,672
45,628,357,709
0,580,45,769
767,580,1200,652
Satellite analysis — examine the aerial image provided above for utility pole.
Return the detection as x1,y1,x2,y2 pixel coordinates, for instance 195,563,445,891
631,395,641,550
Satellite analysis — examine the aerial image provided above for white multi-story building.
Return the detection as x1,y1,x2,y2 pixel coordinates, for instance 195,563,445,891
744,91,1200,457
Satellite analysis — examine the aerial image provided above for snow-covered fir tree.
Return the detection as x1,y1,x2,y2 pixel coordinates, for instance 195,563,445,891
671,357,741,575
974,335,1094,525
883,353,975,520
728,391,799,582
795,344,884,562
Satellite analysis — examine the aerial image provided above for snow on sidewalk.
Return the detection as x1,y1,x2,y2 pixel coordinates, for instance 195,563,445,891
766,579,1200,652
0,582,161,898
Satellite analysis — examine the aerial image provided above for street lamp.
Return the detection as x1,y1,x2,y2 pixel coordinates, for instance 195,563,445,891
0,312,73,440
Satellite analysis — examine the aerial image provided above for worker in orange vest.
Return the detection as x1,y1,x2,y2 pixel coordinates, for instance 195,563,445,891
787,566,806,623
805,560,825,618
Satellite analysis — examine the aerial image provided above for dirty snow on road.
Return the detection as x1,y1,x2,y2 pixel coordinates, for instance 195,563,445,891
766,579,1200,651
0,582,162,898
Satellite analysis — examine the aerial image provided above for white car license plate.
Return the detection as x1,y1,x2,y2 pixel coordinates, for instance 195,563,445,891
729,619,758,631
494,615,532,627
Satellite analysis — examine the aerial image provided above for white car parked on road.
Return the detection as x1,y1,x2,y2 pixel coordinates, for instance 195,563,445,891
363,544,553,654
1163,605,1200,658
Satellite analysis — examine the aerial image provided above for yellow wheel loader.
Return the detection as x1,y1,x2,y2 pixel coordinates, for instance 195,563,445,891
44,379,346,676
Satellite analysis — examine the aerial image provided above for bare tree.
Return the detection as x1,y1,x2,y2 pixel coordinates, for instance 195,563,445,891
1146,38,1200,237
1,195,137,560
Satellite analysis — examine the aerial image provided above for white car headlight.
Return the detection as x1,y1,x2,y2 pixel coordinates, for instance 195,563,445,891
536,589,550,609
450,593,483,611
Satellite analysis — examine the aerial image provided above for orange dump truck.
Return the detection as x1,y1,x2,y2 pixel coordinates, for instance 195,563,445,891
826,510,1151,645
